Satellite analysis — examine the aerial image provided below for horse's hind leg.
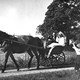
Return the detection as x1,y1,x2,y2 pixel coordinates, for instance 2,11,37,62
36,53,40,69
27,49,34,68
10,53,19,71
2,52,10,73
32,48,40,69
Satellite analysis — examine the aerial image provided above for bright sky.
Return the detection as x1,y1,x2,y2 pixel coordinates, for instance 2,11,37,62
0,0,53,37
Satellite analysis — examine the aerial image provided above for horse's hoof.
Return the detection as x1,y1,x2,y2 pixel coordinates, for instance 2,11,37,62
36,67,39,69
28,65,30,69
17,68,19,71
1,70,4,73
28,67,30,69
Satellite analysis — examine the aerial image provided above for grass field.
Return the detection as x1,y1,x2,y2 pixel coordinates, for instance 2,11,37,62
0,70,80,80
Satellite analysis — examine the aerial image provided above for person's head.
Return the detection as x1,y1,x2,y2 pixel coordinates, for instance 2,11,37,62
59,34,64,37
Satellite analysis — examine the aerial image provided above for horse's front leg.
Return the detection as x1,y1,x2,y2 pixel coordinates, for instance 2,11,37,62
27,49,34,68
33,49,40,69
36,54,40,69
2,52,10,73
10,53,19,71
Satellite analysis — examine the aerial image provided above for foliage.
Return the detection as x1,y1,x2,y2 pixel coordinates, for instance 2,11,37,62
37,0,80,41
17,57,37,68
17,57,27,68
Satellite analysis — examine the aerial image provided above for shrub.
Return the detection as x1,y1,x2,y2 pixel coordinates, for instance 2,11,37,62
17,57,37,68
17,57,28,68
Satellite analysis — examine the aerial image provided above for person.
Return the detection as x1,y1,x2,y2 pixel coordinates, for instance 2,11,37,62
72,40,80,71
47,33,65,58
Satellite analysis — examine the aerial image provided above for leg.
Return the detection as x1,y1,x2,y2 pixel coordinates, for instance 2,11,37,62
10,53,19,71
2,52,10,73
32,48,40,69
27,49,34,68
47,47,54,58
75,55,80,71
36,54,40,69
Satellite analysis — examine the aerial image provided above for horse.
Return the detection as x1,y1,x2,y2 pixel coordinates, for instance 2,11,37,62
1,35,44,73
0,30,65,72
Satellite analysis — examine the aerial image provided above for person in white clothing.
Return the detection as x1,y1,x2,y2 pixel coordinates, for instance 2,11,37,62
47,33,65,58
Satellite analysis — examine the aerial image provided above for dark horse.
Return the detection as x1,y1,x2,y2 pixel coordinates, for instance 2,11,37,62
0,30,65,73
0,31,44,73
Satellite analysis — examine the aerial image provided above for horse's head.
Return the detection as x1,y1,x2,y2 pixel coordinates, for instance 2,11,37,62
1,40,12,53
0,38,5,47
1,40,9,47
0,30,18,45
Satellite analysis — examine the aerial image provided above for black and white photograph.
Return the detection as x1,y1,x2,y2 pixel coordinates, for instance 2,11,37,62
0,0,80,80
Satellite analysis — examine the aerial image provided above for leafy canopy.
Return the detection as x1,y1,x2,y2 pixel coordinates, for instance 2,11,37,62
37,0,80,39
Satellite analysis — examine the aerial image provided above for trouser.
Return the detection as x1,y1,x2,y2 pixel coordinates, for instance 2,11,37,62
47,47,54,58
75,55,80,70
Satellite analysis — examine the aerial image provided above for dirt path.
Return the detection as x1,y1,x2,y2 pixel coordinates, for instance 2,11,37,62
0,67,74,78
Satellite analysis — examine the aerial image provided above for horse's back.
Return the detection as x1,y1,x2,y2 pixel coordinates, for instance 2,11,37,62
27,36,43,47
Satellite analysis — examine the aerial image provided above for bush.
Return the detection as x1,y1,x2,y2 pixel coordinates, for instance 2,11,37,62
17,57,28,68
17,57,37,68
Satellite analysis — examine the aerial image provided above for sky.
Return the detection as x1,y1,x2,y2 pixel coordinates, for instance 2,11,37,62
0,0,53,37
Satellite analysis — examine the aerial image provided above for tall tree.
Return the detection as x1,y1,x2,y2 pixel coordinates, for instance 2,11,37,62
37,0,80,45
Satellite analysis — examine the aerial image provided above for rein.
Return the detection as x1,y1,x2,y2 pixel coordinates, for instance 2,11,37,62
2,39,43,49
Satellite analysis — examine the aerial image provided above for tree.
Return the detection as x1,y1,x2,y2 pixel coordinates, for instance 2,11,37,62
37,0,80,45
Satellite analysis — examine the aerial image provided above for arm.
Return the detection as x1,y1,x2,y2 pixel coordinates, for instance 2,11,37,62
47,43,60,48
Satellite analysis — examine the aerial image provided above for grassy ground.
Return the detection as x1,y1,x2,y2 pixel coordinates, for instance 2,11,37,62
0,70,80,80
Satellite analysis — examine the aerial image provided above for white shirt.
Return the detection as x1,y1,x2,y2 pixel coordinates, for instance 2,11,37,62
47,37,65,48
58,37,65,46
